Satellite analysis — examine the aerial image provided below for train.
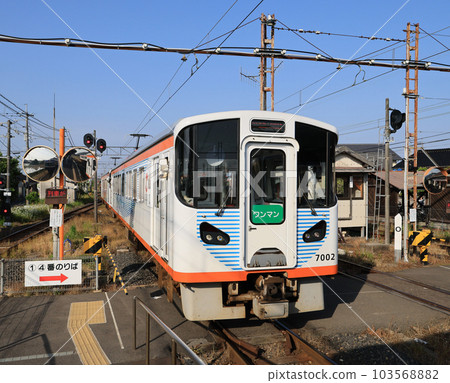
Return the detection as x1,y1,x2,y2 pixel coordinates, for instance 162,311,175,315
101,110,338,321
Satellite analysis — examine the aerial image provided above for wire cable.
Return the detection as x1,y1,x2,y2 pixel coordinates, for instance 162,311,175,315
134,0,265,135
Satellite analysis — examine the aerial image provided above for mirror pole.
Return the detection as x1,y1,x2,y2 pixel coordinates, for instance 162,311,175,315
59,128,65,260
94,130,98,223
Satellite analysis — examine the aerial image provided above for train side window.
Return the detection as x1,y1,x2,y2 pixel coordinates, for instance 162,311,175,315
155,161,160,208
175,119,239,209
138,167,145,202
132,170,137,201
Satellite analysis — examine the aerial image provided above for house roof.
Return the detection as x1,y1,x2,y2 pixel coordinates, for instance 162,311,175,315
376,170,425,190
393,148,450,169
336,145,374,167
337,143,402,164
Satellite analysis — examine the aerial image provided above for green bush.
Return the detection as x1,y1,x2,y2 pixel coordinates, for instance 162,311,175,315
66,223,94,247
26,191,41,205
12,204,49,223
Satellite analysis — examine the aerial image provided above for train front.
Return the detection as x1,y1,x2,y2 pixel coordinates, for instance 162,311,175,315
172,111,338,320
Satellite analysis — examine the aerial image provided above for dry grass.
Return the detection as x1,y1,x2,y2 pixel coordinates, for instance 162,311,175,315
363,318,450,364
7,205,130,259
339,236,449,272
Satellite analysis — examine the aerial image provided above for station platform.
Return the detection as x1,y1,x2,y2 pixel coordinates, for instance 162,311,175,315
0,286,210,365
0,264,448,365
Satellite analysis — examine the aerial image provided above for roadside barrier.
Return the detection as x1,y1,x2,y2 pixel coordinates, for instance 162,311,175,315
408,229,433,265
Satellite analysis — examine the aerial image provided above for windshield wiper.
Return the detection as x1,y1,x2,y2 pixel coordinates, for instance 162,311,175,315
302,193,318,216
216,186,232,217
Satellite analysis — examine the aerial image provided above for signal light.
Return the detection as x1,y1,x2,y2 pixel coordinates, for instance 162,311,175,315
96,138,107,153
1,203,11,218
0,175,5,188
390,109,406,133
83,133,95,148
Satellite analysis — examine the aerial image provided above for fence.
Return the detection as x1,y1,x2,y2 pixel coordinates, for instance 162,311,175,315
133,296,205,365
0,255,98,295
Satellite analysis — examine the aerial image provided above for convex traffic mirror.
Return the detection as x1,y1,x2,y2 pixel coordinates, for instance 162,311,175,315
22,146,60,182
423,167,448,194
61,147,96,182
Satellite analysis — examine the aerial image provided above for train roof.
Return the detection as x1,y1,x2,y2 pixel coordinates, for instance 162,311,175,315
172,110,338,136
104,110,337,177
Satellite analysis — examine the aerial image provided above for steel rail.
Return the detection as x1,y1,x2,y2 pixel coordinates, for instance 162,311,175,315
210,321,269,365
339,259,450,295
339,271,450,315
274,320,336,365
0,203,94,254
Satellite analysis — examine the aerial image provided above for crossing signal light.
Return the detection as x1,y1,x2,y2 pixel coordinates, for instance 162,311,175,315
1,203,11,218
0,175,5,188
96,138,107,153
390,109,406,132
83,133,95,148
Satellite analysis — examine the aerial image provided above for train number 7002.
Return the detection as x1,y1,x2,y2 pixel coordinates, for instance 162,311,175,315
315,253,336,262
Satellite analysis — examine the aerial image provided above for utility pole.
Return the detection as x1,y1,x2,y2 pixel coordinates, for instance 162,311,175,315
405,22,420,231
384,98,390,245
6,120,11,193
402,23,420,260
24,105,34,199
259,14,276,111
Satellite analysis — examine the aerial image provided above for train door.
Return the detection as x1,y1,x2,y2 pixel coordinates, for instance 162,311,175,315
156,157,169,262
244,141,297,270
152,158,161,254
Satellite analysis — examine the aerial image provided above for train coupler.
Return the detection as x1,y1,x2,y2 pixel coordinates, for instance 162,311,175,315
252,298,289,320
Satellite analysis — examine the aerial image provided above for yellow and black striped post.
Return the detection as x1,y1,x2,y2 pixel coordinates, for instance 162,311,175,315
408,229,433,265
83,235,104,271
103,243,128,295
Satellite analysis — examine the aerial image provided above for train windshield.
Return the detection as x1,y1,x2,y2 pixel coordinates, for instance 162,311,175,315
296,122,337,208
175,119,239,209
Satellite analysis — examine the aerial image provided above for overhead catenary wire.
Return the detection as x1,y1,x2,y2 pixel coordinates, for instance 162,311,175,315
277,24,450,109
275,25,406,43
128,0,245,146
131,0,266,136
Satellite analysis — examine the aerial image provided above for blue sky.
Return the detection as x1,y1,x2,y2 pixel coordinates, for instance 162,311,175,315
1,0,449,174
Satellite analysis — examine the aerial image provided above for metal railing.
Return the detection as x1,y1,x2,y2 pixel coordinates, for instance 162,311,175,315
133,296,205,365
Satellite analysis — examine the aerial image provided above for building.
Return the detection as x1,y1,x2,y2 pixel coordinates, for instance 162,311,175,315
335,146,374,236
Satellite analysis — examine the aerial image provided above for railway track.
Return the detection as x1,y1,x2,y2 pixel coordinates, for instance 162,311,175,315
338,259,450,315
209,319,335,365
0,203,95,255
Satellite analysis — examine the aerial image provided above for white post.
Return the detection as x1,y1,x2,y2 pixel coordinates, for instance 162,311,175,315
394,213,402,263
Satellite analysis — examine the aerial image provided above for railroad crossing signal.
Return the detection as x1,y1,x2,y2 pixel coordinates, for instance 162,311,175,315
390,109,406,132
83,133,95,148
0,174,6,189
96,138,107,153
